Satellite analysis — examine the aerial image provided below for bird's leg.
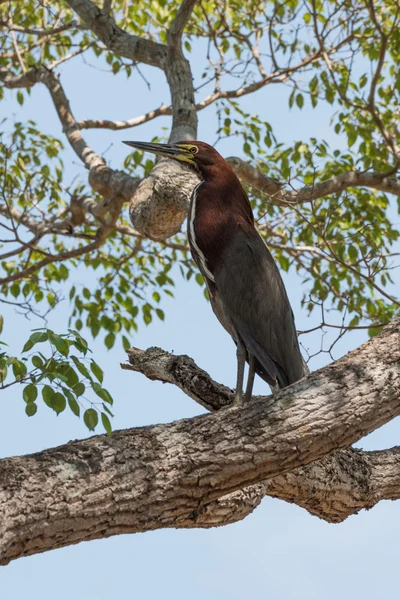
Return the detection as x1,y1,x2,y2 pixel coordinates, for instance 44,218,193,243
235,339,247,405
244,353,255,403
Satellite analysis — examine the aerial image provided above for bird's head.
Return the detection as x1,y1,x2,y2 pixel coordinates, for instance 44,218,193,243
123,140,229,178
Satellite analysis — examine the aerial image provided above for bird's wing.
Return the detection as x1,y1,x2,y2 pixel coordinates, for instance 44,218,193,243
214,225,306,387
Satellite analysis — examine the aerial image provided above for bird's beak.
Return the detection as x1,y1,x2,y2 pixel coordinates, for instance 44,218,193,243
123,141,195,166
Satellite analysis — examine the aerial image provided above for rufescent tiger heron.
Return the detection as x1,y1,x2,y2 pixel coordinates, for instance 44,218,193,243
123,140,308,403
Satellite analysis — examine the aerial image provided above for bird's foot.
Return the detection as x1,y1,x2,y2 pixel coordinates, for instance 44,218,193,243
234,390,242,406
243,389,252,404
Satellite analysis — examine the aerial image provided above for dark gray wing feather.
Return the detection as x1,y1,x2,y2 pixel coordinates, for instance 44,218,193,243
214,228,307,388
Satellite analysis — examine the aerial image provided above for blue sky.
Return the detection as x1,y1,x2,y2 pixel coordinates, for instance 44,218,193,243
1,38,400,599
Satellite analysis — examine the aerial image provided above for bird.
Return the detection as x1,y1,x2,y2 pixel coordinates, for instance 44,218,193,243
123,140,308,403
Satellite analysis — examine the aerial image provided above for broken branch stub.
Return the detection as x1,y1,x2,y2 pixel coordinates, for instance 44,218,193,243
129,160,199,240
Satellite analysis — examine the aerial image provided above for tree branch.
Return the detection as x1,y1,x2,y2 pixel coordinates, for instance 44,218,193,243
1,318,400,564
78,104,172,130
125,35,350,238
0,66,140,208
76,35,352,133
169,0,198,40
65,0,167,69
123,324,400,524
227,157,400,202
122,346,234,411
186,447,400,528
128,0,199,239
0,19,81,36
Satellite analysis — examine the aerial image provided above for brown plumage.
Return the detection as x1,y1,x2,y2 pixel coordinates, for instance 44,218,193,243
123,140,308,402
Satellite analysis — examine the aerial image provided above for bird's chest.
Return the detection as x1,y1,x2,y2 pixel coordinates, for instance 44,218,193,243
187,184,248,341
187,184,228,285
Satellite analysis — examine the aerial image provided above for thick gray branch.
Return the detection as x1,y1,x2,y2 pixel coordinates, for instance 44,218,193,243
185,447,400,528
129,0,198,239
1,318,400,564
169,0,198,39
65,0,166,68
123,332,400,524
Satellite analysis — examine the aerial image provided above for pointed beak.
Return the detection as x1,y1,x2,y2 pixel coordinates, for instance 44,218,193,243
123,141,195,165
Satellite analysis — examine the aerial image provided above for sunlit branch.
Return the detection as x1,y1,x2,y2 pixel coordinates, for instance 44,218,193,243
64,0,167,69
77,35,353,132
0,19,81,36
228,157,400,203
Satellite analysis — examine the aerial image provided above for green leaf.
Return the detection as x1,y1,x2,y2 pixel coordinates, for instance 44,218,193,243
102,403,114,418
25,402,37,417
22,340,34,353
348,129,357,147
68,330,89,355
105,332,115,349
348,245,358,261
92,382,113,404
156,309,165,321
195,273,204,286
73,381,85,397
84,408,98,431
56,363,79,388
279,256,290,272
0,362,7,383
49,332,69,356
52,392,66,415
71,355,90,379
30,331,49,344
64,389,80,417
23,330,48,353
296,93,304,109
42,385,55,408
32,355,43,369
90,361,104,383
101,412,112,436
23,384,38,403
10,358,27,379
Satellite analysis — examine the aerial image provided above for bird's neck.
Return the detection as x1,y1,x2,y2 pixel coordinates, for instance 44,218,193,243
195,169,254,223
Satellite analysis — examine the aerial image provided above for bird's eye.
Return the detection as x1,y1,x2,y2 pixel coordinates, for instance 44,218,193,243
189,146,198,154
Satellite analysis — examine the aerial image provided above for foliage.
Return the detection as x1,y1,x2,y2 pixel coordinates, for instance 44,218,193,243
0,328,112,433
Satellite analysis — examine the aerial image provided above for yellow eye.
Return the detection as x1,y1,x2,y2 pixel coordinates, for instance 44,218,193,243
189,146,198,154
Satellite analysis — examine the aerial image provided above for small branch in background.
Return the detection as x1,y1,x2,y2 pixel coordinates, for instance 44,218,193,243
0,19,80,36
78,104,172,130
228,158,400,202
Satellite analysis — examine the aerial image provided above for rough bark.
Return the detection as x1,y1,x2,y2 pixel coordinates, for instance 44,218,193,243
1,317,400,565
123,335,400,524
128,0,199,239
